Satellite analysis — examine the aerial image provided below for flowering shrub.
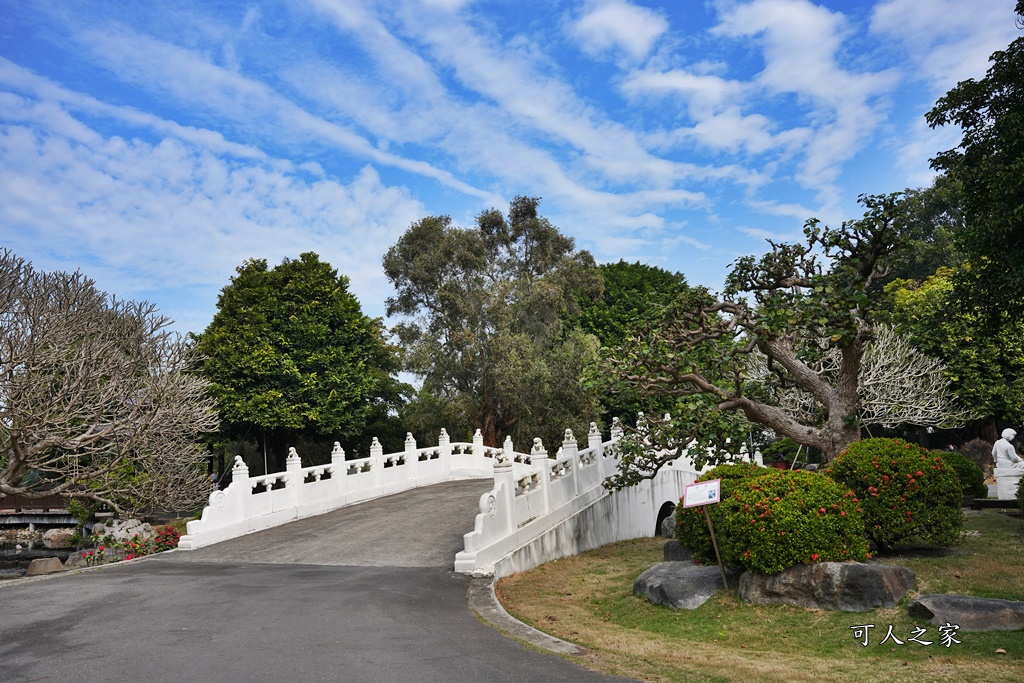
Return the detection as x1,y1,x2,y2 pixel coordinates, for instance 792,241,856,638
826,438,963,551
716,470,869,575
936,449,988,498
153,525,180,552
675,462,766,563
82,545,106,566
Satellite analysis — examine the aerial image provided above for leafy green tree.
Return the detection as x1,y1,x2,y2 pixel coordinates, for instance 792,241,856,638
601,195,970,488
194,253,406,472
574,261,691,423
882,175,965,286
383,196,603,448
926,1,1024,318
884,266,1024,433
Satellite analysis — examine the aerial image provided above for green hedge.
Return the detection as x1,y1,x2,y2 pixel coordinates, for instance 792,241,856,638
936,449,988,498
674,462,766,565
826,438,963,551
716,470,869,574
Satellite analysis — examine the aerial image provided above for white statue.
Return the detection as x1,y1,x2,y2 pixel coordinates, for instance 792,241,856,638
992,428,1024,471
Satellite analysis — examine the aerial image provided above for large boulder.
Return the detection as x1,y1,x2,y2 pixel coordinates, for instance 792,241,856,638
42,528,77,549
660,515,675,539
26,557,65,576
663,541,693,562
739,562,915,612
634,562,739,610
909,594,1024,632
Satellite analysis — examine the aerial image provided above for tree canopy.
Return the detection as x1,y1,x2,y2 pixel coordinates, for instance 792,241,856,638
0,249,217,514
927,1,1024,318
194,252,405,471
384,196,603,448
600,195,969,488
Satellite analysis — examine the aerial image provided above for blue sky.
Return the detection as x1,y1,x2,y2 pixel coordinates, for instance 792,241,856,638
0,0,1019,335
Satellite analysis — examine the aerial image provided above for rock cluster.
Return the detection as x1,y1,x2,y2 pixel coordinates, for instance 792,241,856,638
909,594,1024,632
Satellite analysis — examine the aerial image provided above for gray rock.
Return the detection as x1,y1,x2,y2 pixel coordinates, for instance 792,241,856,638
909,594,1024,632
64,552,90,570
25,557,65,576
663,540,693,562
92,519,154,543
660,515,675,538
42,528,77,549
739,562,916,612
634,562,738,610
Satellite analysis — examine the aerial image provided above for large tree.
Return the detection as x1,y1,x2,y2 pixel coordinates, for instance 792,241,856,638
194,253,405,472
384,196,603,448
601,195,970,488
574,261,694,424
0,249,218,514
926,1,1024,318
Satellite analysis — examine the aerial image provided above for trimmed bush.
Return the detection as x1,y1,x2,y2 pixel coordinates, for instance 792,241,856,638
936,450,988,498
1017,477,1024,517
675,461,765,564
716,470,869,574
826,438,963,551
959,438,993,476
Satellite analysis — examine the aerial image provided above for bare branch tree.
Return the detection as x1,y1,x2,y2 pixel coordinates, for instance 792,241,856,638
0,249,218,515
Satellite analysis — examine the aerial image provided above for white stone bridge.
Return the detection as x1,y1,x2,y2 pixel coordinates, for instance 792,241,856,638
180,422,752,577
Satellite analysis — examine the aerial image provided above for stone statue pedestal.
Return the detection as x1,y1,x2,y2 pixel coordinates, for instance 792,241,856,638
994,467,1023,500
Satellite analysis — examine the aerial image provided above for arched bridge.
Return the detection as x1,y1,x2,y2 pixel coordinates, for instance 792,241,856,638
180,423,745,577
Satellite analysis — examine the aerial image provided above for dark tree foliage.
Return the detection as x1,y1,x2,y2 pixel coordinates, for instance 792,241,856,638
575,261,692,423
384,196,603,448
194,253,406,472
927,2,1024,318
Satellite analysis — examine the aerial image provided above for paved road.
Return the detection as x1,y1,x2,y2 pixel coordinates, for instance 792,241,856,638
1,480,635,683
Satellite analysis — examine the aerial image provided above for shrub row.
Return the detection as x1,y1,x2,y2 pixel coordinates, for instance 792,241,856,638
674,438,965,575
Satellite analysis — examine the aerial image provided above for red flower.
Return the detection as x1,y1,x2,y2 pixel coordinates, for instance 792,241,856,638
916,471,924,477
819,507,826,514
811,553,819,561
840,511,847,516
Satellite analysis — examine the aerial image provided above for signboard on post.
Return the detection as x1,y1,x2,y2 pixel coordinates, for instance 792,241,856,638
683,478,721,508
681,478,729,590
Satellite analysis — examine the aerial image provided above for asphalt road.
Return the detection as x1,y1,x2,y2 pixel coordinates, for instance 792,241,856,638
0,480,635,683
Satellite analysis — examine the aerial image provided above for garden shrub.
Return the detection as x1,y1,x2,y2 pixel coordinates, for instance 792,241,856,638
716,470,869,574
1017,477,1024,517
936,450,988,498
675,461,765,563
959,438,993,475
826,438,963,551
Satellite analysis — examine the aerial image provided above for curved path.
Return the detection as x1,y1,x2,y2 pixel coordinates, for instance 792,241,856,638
0,480,635,682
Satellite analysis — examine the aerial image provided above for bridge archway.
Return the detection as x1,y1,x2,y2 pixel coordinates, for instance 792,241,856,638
655,501,676,537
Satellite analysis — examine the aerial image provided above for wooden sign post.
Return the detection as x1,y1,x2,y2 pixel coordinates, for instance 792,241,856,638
682,478,728,590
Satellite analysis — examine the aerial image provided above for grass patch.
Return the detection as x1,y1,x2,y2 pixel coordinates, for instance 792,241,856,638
497,510,1024,683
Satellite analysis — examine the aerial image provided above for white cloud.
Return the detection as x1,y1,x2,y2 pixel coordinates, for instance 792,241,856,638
571,1,669,62
871,0,1019,91
0,67,426,329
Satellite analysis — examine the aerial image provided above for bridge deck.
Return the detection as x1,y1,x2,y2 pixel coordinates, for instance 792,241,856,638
165,479,494,568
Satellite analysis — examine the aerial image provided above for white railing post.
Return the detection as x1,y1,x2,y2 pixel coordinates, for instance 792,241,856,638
588,421,603,459
331,442,347,497
473,429,486,471
562,428,579,497
439,428,452,479
404,432,418,482
233,454,251,520
495,437,517,533
531,437,551,515
604,416,624,479
370,437,384,492
286,446,302,508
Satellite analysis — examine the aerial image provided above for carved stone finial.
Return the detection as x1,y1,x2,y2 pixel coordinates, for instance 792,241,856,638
233,455,246,469
331,442,345,459
371,437,381,447
531,437,546,455
589,421,599,435
612,417,622,428
405,432,415,444
564,428,575,444
474,428,482,437
440,428,449,437
503,435,513,447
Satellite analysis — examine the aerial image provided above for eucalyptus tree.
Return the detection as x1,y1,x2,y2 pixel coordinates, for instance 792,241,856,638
384,196,603,448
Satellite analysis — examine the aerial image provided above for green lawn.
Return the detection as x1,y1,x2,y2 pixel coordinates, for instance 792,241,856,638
496,509,1024,683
